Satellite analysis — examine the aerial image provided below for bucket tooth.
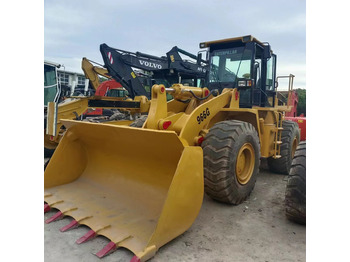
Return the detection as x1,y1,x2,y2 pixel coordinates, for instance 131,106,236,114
60,219,79,232
44,204,51,213
45,211,63,224
130,256,141,262
95,241,117,258
76,229,96,244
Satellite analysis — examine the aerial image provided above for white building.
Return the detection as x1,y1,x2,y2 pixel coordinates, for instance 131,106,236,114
57,69,91,95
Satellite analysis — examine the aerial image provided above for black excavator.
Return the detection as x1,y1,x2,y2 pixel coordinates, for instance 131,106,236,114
99,43,208,99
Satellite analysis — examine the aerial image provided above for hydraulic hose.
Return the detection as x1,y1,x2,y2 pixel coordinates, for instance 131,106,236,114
188,89,219,100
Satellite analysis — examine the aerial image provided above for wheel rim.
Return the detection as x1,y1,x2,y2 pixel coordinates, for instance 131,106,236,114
291,137,298,158
235,143,255,185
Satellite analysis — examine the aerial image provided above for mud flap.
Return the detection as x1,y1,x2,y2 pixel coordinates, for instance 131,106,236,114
44,120,203,261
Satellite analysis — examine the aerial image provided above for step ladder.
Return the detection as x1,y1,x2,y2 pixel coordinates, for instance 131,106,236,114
273,112,283,159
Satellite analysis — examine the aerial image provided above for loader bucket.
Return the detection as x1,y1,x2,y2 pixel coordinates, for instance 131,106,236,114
44,120,203,261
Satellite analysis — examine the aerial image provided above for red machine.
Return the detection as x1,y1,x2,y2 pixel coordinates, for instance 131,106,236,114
85,80,125,116
283,90,306,141
94,79,123,96
276,75,306,141
285,115,306,141
284,91,298,118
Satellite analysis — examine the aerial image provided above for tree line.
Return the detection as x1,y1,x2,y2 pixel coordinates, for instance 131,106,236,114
296,88,306,116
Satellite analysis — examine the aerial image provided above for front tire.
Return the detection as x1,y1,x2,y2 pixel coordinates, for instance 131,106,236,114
44,147,55,158
202,120,260,205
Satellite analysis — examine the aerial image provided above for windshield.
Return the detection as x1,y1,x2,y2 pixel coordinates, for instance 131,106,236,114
44,64,59,106
106,89,127,97
209,47,252,83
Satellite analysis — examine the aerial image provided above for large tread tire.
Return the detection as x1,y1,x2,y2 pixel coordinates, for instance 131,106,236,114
44,116,55,158
268,120,300,175
129,115,148,128
285,141,306,224
44,147,55,158
202,120,260,205
44,157,50,171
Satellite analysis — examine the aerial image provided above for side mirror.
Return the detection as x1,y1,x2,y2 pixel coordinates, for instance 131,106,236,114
264,44,272,59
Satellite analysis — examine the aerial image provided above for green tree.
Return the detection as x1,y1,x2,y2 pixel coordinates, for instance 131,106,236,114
295,88,306,116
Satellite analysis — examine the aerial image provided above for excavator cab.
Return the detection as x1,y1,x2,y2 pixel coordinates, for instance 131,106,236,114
201,35,277,108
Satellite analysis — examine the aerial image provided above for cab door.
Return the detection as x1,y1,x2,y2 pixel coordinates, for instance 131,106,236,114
263,54,277,107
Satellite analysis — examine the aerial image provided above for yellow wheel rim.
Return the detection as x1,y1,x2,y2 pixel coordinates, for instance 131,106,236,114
235,143,255,185
291,137,298,158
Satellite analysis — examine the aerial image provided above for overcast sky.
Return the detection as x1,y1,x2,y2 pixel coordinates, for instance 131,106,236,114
45,0,306,89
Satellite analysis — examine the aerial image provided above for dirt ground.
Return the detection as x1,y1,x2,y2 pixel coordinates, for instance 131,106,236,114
44,160,305,262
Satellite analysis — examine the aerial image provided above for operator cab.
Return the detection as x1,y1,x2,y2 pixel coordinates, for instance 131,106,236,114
200,35,277,108
44,61,61,107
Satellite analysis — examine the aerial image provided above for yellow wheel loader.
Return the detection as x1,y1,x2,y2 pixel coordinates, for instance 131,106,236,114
44,35,300,261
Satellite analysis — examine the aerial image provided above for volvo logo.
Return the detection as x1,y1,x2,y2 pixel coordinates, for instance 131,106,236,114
139,60,162,69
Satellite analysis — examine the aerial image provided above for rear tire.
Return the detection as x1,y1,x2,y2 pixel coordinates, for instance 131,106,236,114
44,117,55,158
268,120,300,174
44,147,55,158
202,120,260,205
285,141,306,224
44,129,56,158
44,157,50,171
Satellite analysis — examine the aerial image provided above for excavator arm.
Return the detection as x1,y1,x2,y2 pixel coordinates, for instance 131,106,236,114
100,44,151,99
166,46,207,79
81,57,111,91
100,43,209,99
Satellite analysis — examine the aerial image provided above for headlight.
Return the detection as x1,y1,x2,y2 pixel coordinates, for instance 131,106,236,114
238,79,252,87
238,80,246,87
